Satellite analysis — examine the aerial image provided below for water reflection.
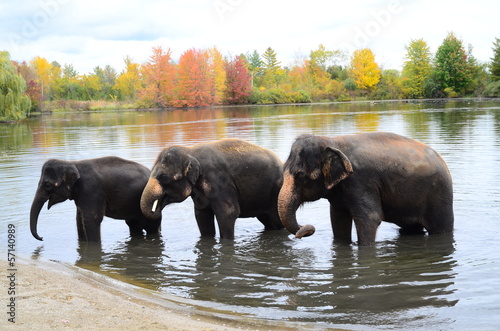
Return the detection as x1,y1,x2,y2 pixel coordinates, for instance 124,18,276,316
73,228,458,327
1,99,500,330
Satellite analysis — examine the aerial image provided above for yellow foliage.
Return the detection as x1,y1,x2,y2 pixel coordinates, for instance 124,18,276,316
30,56,52,96
350,49,381,90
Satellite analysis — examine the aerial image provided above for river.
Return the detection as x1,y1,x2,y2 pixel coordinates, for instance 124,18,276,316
1,99,499,330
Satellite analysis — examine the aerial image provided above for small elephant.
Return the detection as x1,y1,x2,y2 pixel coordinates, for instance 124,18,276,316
30,157,162,242
140,139,284,239
278,132,454,246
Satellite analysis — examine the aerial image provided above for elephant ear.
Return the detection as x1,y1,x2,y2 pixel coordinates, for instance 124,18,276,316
62,164,80,191
186,156,201,185
322,147,353,190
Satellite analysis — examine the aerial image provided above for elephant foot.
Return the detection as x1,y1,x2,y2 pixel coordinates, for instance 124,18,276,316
295,224,316,238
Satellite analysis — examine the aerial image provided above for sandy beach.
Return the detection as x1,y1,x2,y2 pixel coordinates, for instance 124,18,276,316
2,258,315,331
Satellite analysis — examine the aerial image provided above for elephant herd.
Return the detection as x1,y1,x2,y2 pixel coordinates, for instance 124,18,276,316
30,132,454,246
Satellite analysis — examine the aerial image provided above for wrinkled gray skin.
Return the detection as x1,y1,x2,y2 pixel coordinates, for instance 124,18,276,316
278,132,454,246
30,157,161,242
141,139,284,240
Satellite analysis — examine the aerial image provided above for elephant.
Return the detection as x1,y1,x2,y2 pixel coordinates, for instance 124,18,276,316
30,157,162,242
140,139,284,240
277,132,454,246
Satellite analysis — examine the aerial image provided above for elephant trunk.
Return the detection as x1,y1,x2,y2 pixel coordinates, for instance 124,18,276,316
140,177,163,219
278,171,316,238
30,190,47,241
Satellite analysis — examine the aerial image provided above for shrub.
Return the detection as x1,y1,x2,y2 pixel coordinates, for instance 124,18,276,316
483,81,500,97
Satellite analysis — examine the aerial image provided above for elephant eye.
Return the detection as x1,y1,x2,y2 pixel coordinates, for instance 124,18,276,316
158,174,172,184
43,181,53,190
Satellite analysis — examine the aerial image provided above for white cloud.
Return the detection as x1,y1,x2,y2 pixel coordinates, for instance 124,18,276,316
1,0,498,74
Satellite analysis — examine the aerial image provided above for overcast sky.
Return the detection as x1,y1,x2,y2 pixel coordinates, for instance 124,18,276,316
1,0,498,74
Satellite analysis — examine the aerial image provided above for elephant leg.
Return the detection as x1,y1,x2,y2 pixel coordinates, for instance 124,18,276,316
143,217,161,236
77,206,104,242
330,203,353,243
76,209,86,240
195,208,216,237
349,197,383,246
257,209,284,231
213,198,239,240
126,218,145,237
423,203,454,235
399,223,425,235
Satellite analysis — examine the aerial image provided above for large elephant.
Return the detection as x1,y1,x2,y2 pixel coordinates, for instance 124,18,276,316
278,132,454,246
30,157,162,242
140,139,284,239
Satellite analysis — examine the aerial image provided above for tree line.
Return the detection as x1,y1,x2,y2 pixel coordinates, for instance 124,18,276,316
1,32,500,121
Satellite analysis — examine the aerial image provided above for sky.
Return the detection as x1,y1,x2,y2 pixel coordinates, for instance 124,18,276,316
1,0,499,74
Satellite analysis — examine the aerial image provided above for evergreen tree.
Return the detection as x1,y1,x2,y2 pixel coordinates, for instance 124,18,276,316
261,47,281,88
262,47,280,71
0,51,31,120
490,37,500,81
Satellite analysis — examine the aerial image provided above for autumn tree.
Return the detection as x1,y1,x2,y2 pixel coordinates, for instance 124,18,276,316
224,55,252,104
140,46,176,107
175,48,212,107
0,51,31,120
114,56,141,100
80,73,102,100
30,56,53,99
15,60,42,110
401,39,432,98
434,32,472,96
207,47,226,105
350,48,381,90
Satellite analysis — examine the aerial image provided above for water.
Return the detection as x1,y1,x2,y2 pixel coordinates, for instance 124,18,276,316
1,100,500,330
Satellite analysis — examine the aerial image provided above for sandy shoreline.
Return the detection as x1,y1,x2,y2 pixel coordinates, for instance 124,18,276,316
1,257,320,330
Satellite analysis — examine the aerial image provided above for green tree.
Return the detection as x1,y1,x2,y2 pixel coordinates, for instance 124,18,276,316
0,51,31,120
434,32,471,96
246,50,263,86
490,37,500,81
94,65,117,99
401,39,432,98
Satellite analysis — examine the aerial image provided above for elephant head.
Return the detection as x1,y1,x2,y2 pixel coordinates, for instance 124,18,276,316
278,135,353,238
141,147,200,219
30,160,80,241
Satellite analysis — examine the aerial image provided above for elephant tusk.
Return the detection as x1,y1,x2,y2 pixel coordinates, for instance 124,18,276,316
152,199,159,213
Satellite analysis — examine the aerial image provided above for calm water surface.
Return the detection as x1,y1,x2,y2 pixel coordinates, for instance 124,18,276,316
1,100,500,330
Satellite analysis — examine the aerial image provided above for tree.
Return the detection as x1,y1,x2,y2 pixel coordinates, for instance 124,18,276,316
401,39,432,98
139,46,176,107
114,56,141,100
94,65,117,99
261,47,282,88
434,32,471,96
224,55,252,104
0,51,31,120
207,47,226,105
14,60,42,110
350,48,381,90
175,48,212,107
247,50,263,86
490,37,500,81
30,56,53,99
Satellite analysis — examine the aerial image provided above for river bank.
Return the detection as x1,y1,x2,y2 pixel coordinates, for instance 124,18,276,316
2,257,312,330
